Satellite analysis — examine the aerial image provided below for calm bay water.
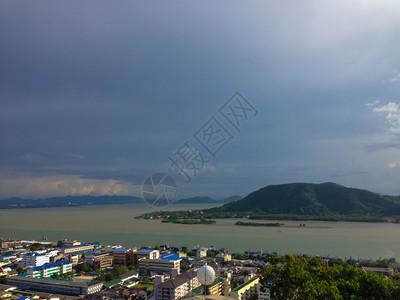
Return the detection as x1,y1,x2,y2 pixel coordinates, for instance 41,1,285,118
1,203,400,260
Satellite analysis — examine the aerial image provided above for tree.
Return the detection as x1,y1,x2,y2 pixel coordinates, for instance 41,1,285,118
16,267,24,274
187,251,195,257
260,255,400,299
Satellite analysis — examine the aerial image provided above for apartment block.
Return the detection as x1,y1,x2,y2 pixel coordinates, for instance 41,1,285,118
8,274,103,296
25,261,73,278
155,269,200,300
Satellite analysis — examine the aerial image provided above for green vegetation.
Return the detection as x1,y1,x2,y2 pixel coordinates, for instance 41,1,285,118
260,255,400,299
0,275,6,284
75,262,93,273
133,283,154,291
95,265,130,282
140,183,398,222
16,267,24,274
248,213,386,222
161,219,216,225
235,221,284,227
50,271,74,280
29,243,44,251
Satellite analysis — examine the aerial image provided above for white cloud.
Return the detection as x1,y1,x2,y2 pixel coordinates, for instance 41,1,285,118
0,173,141,199
390,71,400,82
372,102,400,134
367,99,380,106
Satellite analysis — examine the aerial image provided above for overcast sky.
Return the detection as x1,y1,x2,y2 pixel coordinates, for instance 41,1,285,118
1,0,400,200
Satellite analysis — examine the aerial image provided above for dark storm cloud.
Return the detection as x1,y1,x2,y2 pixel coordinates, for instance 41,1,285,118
1,0,400,198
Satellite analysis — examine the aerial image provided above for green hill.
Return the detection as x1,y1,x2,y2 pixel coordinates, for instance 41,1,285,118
212,182,400,217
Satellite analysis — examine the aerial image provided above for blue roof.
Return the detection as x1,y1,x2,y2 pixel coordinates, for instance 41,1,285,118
59,243,95,250
114,248,130,253
160,253,181,261
2,254,17,258
137,249,154,254
24,253,44,257
26,260,72,271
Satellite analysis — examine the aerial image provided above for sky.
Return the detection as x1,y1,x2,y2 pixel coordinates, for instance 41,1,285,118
1,0,400,200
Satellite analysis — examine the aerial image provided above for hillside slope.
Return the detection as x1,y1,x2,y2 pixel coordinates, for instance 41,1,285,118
211,182,400,216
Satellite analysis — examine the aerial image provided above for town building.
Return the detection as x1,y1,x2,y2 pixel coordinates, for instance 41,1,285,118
86,252,113,270
231,277,259,300
25,261,73,278
113,248,132,265
59,243,96,255
155,269,201,300
132,249,159,264
139,253,181,275
59,239,81,247
257,282,271,300
216,254,232,264
196,249,207,259
8,274,103,296
191,277,229,296
21,253,50,267
363,267,395,277
1,255,17,263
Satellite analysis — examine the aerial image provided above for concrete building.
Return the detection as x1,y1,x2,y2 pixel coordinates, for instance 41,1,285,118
216,254,232,264
60,243,96,255
132,249,160,264
8,274,103,296
155,269,200,300
139,253,181,275
196,249,207,259
113,248,132,265
1,255,17,263
26,261,73,278
257,282,271,300
21,253,50,267
363,267,395,277
86,252,113,270
231,277,259,300
59,239,81,247
191,277,229,296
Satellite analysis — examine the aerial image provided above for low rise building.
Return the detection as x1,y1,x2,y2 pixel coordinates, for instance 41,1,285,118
216,254,232,264
26,260,73,278
86,252,113,270
132,249,159,264
231,277,259,300
113,248,132,265
60,243,96,255
155,269,200,300
59,239,81,247
139,253,181,275
21,253,50,267
1,255,17,263
257,282,271,300
363,267,395,277
8,274,103,296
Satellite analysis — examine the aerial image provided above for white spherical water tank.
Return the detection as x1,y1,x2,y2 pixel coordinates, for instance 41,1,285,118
197,265,216,286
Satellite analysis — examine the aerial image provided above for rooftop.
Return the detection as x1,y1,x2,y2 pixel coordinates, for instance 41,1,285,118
160,253,181,261
11,274,101,287
114,248,131,253
26,260,72,271
137,249,155,254
24,253,44,257
232,277,259,292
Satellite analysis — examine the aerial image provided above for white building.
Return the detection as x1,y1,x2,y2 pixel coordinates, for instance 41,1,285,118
21,253,50,267
257,282,271,300
196,248,207,259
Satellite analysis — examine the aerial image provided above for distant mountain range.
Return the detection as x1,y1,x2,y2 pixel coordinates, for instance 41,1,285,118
0,195,241,209
210,182,400,217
